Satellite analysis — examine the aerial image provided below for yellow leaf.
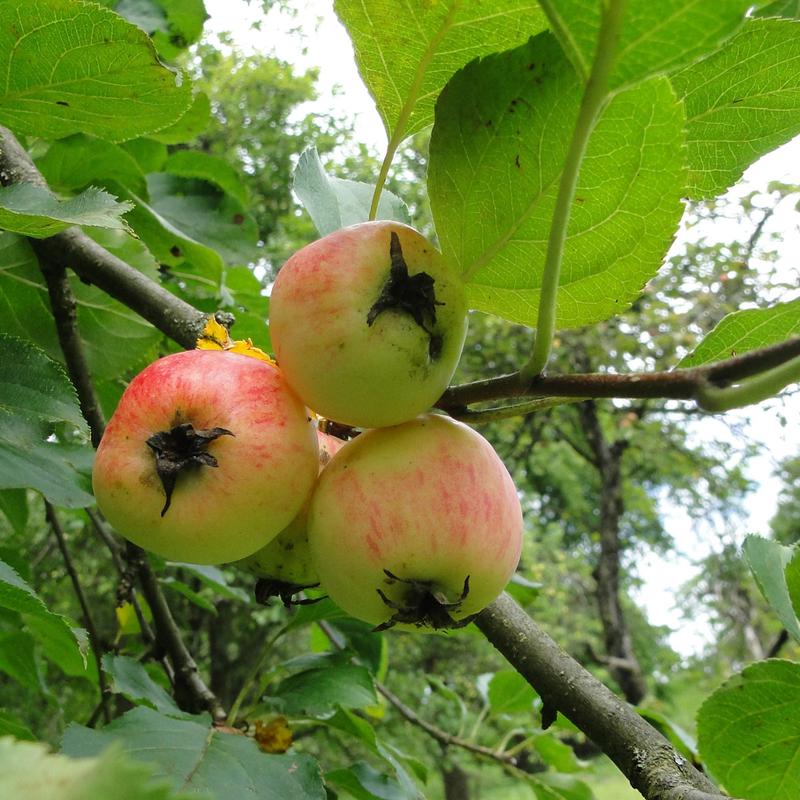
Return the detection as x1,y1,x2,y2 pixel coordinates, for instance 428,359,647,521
254,717,293,753
195,317,276,365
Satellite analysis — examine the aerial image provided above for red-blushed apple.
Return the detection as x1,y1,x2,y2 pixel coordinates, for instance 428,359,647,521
307,414,523,631
269,221,468,428
234,429,346,601
92,350,319,565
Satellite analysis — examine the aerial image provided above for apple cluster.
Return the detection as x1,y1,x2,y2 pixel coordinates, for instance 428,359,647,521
93,221,523,631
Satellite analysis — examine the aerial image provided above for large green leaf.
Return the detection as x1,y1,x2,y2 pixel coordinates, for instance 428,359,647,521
429,33,686,328
293,147,409,236
36,135,148,198
698,659,800,800
0,0,192,142
0,184,132,238
679,298,800,367
0,736,194,800
541,0,750,89
62,706,326,799
326,762,418,800
0,557,88,673
672,19,800,198
756,0,800,17
0,488,28,535
742,535,800,643
786,550,800,622
335,0,546,140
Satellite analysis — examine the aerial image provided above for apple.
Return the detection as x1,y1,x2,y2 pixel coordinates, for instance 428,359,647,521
269,221,468,428
92,350,319,565
307,414,523,631
234,429,346,601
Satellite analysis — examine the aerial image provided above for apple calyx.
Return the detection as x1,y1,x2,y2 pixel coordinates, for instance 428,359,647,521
366,232,444,359
373,570,475,632
254,577,323,608
146,423,234,516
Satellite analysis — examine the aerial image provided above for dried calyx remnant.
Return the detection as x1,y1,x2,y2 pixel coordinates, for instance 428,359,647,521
254,578,323,608
373,570,475,632
146,422,234,515
367,232,444,360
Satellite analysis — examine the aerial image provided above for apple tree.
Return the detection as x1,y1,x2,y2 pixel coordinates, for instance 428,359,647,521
1,1,800,799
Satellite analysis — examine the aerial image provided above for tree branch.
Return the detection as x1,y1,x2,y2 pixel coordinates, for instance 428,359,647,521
44,501,111,724
476,593,738,800
439,337,800,410
0,125,209,349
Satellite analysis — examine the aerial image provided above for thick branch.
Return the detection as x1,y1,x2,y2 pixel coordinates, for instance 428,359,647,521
0,125,208,349
476,594,737,800
45,502,111,724
439,337,800,410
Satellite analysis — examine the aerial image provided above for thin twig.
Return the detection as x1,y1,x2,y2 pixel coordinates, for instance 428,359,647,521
44,502,111,725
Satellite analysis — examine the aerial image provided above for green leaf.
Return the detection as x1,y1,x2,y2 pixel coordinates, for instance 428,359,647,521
0,414,95,507
0,184,132,238
137,174,258,267
161,578,217,614
335,0,546,140
636,708,697,763
62,706,326,799
698,659,800,800
36,135,148,198
102,654,183,716
292,147,409,237
150,92,212,144
168,563,249,603
529,773,594,800
114,0,170,36
165,150,248,207
785,550,800,621
273,664,377,717
0,488,28,535
487,669,537,714
756,0,800,18
541,0,750,89
326,762,417,800
672,19,800,198
0,710,36,741
0,630,42,691
429,33,686,328
533,734,584,774
0,0,193,142
679,298,800,367
0,232,161,384
27,605,94,680
0,557,88,673
742,535,800,643
149,0,209,61
123,139,168,173
0,737,195,800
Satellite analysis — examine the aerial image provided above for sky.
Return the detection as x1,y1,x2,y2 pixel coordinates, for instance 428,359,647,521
203,0,800,656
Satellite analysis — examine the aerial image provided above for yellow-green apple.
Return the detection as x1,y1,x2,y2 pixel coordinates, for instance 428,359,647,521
234,429,346,602
307,414,523,630
269,221,468,428
92,350,319,565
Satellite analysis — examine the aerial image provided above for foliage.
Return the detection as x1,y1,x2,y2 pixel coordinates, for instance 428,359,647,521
0,1,799,799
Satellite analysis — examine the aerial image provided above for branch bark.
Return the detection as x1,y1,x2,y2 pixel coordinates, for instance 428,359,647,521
439,336,800,410
0,125,209,349
476,593,739,800
578,399,647,705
